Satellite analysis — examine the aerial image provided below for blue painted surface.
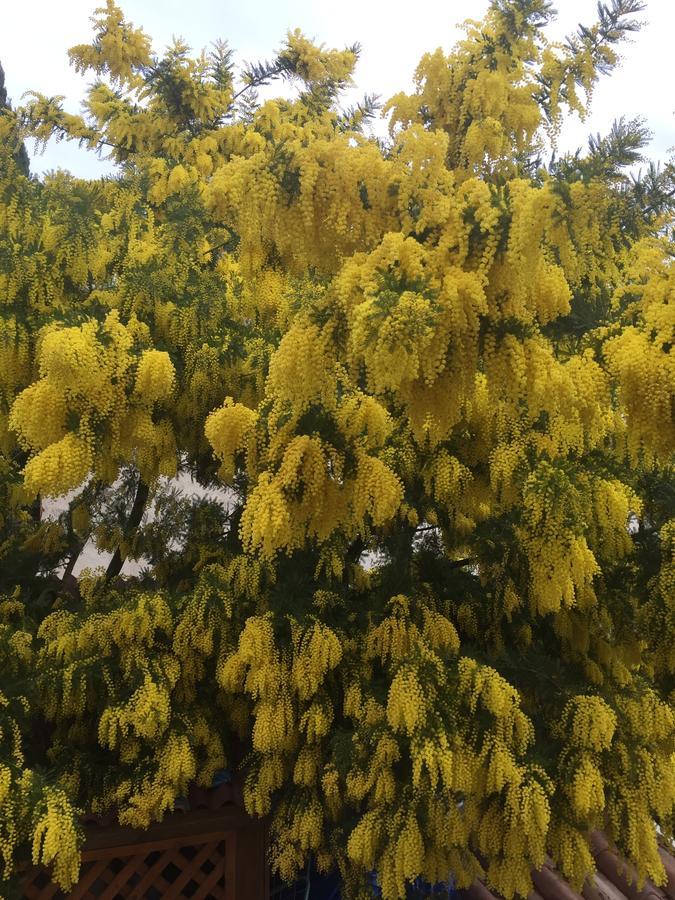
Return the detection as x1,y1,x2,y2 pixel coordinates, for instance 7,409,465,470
212,768,232,785
272,858,459,899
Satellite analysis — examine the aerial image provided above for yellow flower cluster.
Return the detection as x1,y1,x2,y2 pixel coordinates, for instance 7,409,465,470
471,668,532,744
411,733,454,791
22,433,92,498
602,246,675,460
2,2,673,898
291,622,342,701
98,675,172,748
0,317,31,448
267,321,336,411
234,408,402,555
134,349,175,403
282,29,356,85
347,810,383,870
205,398,257,482
351,453,403,529
207,112,394,275
30,584,232,834
68,0,151,87
9,379,66,451
31,787,81,890
10,312,180,492
336,393,392,450
386,667,427,736
561,695,616,752
568,755,605,816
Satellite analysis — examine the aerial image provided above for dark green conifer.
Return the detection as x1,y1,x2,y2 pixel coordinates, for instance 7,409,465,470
0,59,30,175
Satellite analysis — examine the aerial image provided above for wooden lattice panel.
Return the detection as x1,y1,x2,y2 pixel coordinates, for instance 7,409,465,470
22,831,236,900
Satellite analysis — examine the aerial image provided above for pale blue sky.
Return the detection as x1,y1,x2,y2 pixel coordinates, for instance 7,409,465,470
2,0,673,177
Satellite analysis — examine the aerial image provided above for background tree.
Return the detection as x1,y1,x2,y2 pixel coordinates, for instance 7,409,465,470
0,60,29,176
0,1,674,897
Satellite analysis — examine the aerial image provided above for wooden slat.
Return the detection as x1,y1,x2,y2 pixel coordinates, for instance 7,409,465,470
25,877,60,900
192,854,226,900
160,841,217,899
21,805,264,899
68,858,111,900
21,874,51,900
99,853,148,900
125,848,176,899
81,829,232,862
224,834,236,900
235,822,268,900
128,855,176,898
20,880,43,900
81,808,247,855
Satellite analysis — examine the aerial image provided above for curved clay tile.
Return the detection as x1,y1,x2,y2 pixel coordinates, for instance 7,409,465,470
463,878,501,900
464,878,549,900
583,870,631,900
456,837,675,900
186,781,237,810
531,862,585,900
590,832,669,900
658,847,675,900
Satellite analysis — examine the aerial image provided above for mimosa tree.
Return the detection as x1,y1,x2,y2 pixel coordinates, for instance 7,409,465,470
0,0,674,897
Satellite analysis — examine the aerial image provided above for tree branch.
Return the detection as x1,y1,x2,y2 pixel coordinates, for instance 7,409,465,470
447,556,479,569
105,478,149,582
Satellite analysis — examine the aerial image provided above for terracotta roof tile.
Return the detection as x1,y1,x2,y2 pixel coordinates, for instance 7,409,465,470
463,835,675,900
